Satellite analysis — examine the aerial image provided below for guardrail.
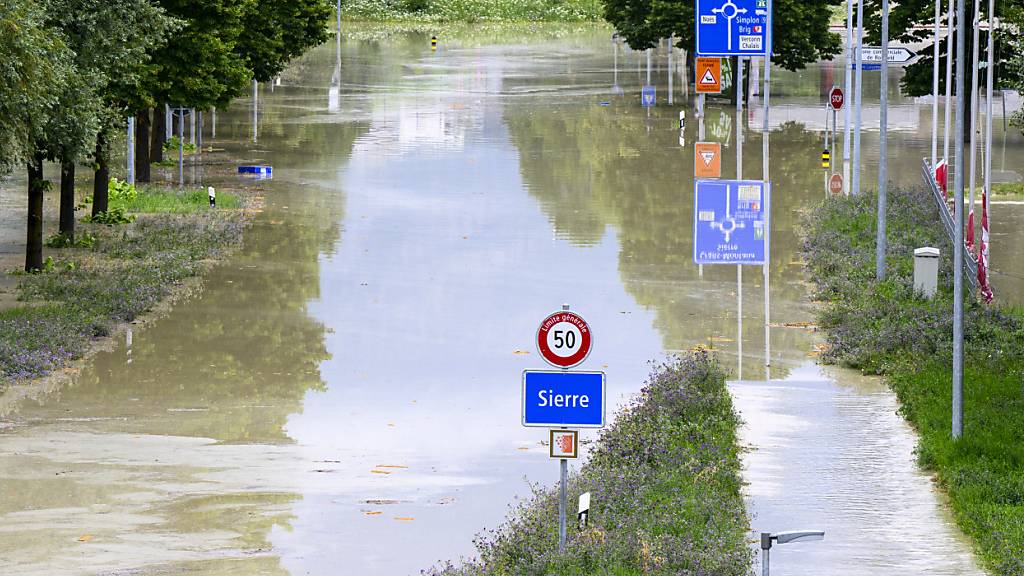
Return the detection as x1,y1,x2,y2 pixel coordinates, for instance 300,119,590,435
919,158,979,290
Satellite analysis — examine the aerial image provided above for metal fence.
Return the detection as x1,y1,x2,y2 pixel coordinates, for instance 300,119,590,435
919,158,979,290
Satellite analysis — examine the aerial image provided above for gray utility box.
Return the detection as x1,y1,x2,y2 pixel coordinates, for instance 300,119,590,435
914,247,940,298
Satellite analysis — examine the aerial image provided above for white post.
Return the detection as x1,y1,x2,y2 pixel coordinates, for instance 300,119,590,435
952,0,966,440
212,107,217,139
843,0,853,165
252,80,259,143
126,116,135,185
877,0,890,280
943,0,954,163
737,57,743,111
983,9,994,262
668,38,675,105
189,108,196,145
852,0,864,195
178,107,185,187
763,0,772,367
932,0,941,167
967,0,981,250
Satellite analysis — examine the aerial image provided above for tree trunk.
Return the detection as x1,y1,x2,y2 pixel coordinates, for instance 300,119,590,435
59,158,75,242
92,132,110,217
25,153,45,272
136,110,151,183
151,104,165,163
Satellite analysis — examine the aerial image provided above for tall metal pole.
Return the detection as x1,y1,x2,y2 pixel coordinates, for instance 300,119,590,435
761,542,771,576
737,105,744,380
943,0,954,163
843,0,853,167
252,80,259,143
852,0,864,195
763,2,772,368
178,107,185,187
669,39,675,106
737,57,743,111
983,7,994,264
967,0,981,251
559,458,567,552
932,0,941,167
126,117,135,185
877,0,890,280
952,0,966,440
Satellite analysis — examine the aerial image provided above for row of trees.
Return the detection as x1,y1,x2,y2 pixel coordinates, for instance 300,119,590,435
1,0,333,271
602,0,1020,127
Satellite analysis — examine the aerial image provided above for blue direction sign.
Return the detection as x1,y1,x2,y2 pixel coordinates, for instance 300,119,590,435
522,371,605,428
696,0,771,56
693,179,769,264
641,85,656,107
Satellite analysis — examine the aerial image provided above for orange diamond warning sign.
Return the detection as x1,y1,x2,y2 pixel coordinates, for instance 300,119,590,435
695,57,722,94
694,142,721,178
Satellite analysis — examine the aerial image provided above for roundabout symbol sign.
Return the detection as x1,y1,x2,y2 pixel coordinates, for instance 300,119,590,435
536,310,593,368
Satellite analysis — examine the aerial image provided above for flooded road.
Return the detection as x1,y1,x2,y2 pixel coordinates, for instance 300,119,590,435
0,24,1012,575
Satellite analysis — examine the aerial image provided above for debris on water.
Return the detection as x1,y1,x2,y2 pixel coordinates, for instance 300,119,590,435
600,101,611,106
394,517,415,521
364,511,383,516
371,469,391,475
512,349,530,355
375,465,408,469
364,499,402,505
78,535,93,543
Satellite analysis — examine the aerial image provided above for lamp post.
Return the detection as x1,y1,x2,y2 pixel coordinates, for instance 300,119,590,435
760,530,825,576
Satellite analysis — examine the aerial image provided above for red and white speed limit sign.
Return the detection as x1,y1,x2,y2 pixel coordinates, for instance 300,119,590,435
536,310,593,368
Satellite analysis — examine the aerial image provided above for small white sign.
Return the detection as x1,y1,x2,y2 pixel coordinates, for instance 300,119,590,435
739,36,763,51
578,492,591,513
701,15,717,24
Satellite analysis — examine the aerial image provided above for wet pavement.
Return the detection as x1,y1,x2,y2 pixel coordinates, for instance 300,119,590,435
0,23,1016,575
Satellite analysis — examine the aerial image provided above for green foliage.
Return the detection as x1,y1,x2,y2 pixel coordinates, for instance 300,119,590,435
148,0,251,110
108,177,138,203
601,0,841,71
45,232,97,248
236,0,333,83
84,207,136,225
0,0,70,174
804,187,1024,575
162,136,198,154
428,353,750,575
341,0,603,22
111,185,241,213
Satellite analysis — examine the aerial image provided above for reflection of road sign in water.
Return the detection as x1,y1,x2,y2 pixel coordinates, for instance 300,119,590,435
694,142,722,178
693,179,769,264
829,86,844,111
696,0,770,56
829,173,843,195
536,310,593,368
522,371,606,428
695,57,722,94
641,85,656,107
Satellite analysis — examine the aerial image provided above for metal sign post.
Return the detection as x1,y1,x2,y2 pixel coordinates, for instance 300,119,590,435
524,306,606,554
878,0,890,281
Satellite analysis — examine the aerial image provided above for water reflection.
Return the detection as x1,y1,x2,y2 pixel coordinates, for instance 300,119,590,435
0,23,1019,576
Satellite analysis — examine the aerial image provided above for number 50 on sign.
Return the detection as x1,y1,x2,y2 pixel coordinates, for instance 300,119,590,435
536,310,593,368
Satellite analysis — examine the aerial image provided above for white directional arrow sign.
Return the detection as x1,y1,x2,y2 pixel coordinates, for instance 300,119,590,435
860,46,916,64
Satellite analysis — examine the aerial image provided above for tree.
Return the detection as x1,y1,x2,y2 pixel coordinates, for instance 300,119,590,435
601,0,843,73
0,0,68,176
235,0,333,83
36,0,172,249
864,0,1017,138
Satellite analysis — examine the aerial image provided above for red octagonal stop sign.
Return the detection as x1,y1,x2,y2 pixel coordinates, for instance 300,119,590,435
829,86,844,111
536,311,593,368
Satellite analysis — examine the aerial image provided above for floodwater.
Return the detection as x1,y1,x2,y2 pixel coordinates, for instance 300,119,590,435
0,23,1010,575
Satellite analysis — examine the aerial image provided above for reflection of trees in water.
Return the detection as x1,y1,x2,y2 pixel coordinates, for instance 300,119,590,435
37,119,371,444
506,104,825,365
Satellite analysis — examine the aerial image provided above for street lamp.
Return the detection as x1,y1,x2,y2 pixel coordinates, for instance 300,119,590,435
759,530,825,576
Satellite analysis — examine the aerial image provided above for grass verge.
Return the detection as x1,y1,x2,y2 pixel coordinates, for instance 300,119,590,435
1,185,247,387
340,0,602,22
803,186,1024,575
426,352,751,576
